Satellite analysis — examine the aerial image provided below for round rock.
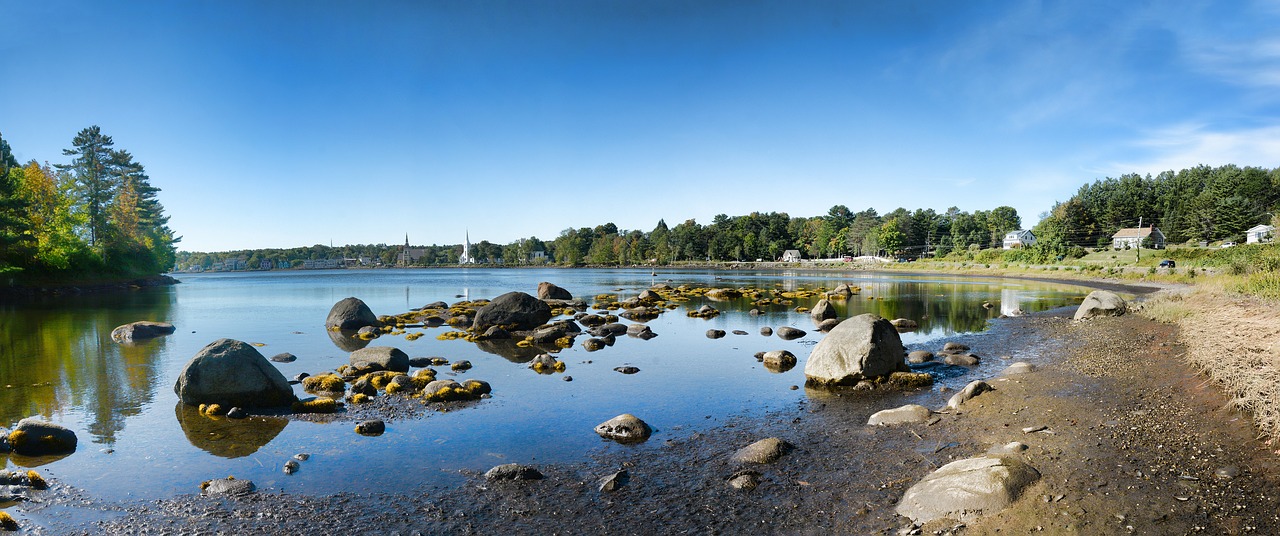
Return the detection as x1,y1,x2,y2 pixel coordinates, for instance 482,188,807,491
594,414,652,443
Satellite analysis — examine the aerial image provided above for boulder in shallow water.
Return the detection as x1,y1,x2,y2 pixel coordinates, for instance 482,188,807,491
537,282,573,300
804,314,908,387
867,404,932,426
326,297,379,330
473,292,552,331
8,418,78,456
173,339,296,408
111,321,175,343
594,414,652,443
349,346,410,374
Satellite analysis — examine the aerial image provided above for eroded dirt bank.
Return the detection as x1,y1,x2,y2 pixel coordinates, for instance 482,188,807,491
17,292,1280,535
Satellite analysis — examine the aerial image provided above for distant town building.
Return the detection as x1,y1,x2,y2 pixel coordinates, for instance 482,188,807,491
401,235,427,266
1246,224,1275,244
1002,229,1037,249
1111,225,1165,249
301,259,343,269
781,250,802,262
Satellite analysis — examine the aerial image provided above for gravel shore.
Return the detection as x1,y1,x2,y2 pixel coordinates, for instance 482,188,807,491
13,285,1280,535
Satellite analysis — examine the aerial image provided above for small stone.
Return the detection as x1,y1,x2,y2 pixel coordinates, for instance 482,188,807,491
293,453,310,461
598,470,629,492
563,376,573,382
226,407,248,419
706,329,726,339
760,327,773,336
270,353,297,363
614,366,640,375
732,437,793,464
727,470,761,490
1022,425,1048,434
1214,466,1239,480
451,360,472,371
283,460,300,475
485,463,543,481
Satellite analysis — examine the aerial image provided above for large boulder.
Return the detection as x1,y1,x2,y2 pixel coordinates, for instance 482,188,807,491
110,321,176,343
537,282,573,300
896,456,1041,523
810,299,837,322
804,314,909,386
1073,290,1127,320
326,297,379,330
473,292,552,331
8,418,78,456
349,346,410,374
173,339,297,408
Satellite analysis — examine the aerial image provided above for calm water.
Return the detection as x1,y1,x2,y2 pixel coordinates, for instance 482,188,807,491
0,268,1090,501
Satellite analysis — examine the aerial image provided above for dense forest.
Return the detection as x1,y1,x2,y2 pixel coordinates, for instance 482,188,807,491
1035,164,1280,250
0,128,178,283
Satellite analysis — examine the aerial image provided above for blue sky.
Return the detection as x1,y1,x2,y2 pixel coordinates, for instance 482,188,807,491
3,1,1279,252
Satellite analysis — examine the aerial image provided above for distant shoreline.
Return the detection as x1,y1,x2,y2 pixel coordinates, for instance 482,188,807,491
0,274,179,298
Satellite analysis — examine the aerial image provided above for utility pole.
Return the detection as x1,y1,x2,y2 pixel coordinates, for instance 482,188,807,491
1136,216,1141,263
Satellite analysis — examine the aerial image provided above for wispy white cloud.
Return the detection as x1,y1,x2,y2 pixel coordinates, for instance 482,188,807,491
1111,123,1280,174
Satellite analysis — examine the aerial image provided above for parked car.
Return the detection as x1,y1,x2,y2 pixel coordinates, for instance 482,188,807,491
1222,241,1237,248
1158,259,1175,268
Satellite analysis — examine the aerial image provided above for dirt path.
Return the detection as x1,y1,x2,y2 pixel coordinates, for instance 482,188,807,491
16,294,1280,535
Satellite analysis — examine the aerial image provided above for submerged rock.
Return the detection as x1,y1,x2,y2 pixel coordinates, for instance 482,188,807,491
349,346,410,374
775,326,806,340
761,350,797,372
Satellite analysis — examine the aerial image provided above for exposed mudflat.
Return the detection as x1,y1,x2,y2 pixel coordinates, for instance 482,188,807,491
13,289,1280,535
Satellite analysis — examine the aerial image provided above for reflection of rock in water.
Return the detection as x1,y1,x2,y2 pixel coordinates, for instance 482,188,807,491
5,451,72,468
175,404,287,459
327,328,372,352
474,340,543,362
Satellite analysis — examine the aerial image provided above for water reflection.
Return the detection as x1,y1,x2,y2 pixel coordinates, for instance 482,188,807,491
174,404,288,458
327,328,372,352
0,290,173,445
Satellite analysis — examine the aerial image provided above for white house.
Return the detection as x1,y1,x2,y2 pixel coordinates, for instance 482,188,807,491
1112,225,1165,249
1246,224,1275,244
781,250,802,262
1002,229,1036,249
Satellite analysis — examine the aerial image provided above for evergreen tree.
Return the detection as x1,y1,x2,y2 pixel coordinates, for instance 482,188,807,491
0,131,35,271
57,126,119,249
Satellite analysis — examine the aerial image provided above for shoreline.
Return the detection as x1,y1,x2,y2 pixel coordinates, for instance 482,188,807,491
0,274,179,299
20,277,1278,533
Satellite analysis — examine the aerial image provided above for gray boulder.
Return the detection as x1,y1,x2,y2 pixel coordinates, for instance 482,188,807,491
537,281,573,300
595,414,652,443
110,321,175,343
815,318,840,332
732,437,793,464
945,353,980,366
760,326,773,336
1003,362,1034,375
1074,290,1128,320
890,318,918,330
349,346,410,374
173,339,296,408
946,380,994,410
804,314,908,386
868,404,932,426
473,292,552,331
810,299,837,322
8,418,78,456
896,456,1041,523
270,352,297,363
326,297,379,330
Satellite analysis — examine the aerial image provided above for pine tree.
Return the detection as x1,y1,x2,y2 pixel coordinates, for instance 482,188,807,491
56,126,119,249
0,131,35,270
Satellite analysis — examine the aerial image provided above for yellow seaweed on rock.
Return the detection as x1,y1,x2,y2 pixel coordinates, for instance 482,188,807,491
302,373,346,392
204,404,227,416
291,397,339,414
349,393,372,404
26,470,46,490
405,332,423,341
0,511,18,531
